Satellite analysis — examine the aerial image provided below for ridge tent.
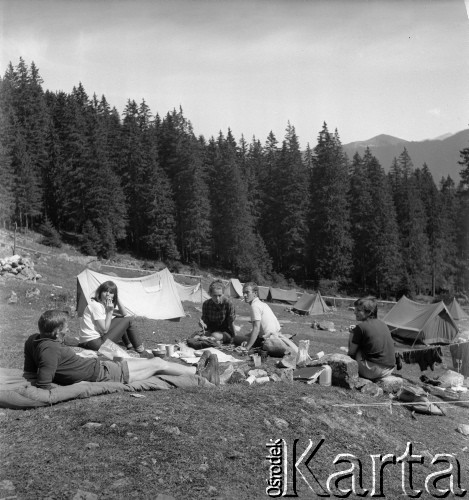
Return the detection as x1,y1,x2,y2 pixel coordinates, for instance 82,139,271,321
258,286,269,301
77,268,185,321
382,295,459,345
175,281,210,304
267,287,298,305
223,278,244,298
293,291,331,315
448,298,469,321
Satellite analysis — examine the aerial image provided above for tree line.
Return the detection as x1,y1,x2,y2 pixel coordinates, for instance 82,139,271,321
1,59,468,298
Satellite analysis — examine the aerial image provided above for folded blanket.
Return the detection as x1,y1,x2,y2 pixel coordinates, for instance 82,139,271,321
0,368,211,410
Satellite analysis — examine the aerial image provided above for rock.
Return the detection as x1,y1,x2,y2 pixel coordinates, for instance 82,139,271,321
7,291,17,304
163,426,181,436
360,384,383,397
301,396,319,408
269,373,282,382
247,369,268,378
110,478,131,489
457,424,469,436
376,375,404,394
301,417,312,426
25,287,40,298
85,442,100,449
272,417,289,430
355,377,373,390
318,320,335,332
207,485,218,495
72,489,98,500
82,422,103,429
308,353,359,389
280,368,294,383
20,266,37,280
0,480,16,499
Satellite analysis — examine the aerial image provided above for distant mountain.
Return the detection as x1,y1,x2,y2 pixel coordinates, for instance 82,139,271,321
342,129,469,181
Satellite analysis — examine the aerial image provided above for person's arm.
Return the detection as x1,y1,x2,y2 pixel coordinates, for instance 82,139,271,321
347,325,360,359
226,301,236,339
36,344,60,390
23,338,37,377
244,320,261,350
199,302,208,330
94,300,114,335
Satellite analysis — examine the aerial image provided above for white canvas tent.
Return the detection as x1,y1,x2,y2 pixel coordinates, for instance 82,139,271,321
175,281,210,304
223,278,244,298
77,268,185,321
292,291,331,315
258,286,269,301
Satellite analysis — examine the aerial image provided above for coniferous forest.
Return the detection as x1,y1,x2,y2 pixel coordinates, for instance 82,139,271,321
1,59,468,298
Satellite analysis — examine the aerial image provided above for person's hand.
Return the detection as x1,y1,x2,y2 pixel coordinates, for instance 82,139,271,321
241,341,248,348
198,319,207,330
105,294,114,314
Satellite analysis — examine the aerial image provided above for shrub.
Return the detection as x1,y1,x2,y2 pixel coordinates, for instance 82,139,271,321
38,218,62,248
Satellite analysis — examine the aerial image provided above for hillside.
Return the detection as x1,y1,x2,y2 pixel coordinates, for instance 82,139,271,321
342,129,469,182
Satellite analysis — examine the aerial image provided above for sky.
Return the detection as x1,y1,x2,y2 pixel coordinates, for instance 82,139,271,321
0,0,468,147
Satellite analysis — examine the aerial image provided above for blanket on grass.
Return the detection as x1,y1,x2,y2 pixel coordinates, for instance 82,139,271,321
0,368,210,410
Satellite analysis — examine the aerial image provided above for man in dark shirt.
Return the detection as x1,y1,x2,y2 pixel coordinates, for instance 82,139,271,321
198,280,236,343
25,310,219,389
348,296,395,380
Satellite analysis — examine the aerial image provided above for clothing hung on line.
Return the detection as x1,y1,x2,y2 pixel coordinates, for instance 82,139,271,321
401,346,443,371
449,342,469,377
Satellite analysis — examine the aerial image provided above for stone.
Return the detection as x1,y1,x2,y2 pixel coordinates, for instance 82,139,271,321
7,291,17,304
25,287,40,298
280,368,294,383
308,353,359,389
82,422,103,429
85,442,100,449
318,320,335,332
376,375,404,394
272,417,289,430
0,480,16,499
360,384,383,397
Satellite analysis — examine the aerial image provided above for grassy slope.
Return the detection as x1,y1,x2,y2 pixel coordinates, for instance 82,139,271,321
1,237,468,499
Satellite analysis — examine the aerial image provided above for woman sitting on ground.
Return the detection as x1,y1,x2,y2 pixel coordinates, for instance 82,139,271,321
79,281,145,355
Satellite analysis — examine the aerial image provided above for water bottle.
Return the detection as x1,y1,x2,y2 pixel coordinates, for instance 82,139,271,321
319,365,332,386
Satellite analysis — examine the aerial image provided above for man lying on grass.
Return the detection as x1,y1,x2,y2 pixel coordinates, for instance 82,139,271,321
24,310,220,389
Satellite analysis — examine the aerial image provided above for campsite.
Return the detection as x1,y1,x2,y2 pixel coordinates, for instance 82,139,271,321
1,234,469,500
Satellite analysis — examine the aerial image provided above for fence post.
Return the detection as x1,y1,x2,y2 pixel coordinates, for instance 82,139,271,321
13,222,17,256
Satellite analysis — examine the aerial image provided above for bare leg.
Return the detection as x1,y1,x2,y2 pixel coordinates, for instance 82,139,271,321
126,358,196,383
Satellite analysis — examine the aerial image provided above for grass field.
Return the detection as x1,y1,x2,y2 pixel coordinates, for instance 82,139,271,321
1,235,469,499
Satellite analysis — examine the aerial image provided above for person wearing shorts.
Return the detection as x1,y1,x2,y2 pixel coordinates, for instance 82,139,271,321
24,310,219,390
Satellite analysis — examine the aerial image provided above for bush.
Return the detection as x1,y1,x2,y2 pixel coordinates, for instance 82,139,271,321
38,219,62,248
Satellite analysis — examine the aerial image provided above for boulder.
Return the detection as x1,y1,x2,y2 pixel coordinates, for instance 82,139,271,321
308,353,359,389
376,375,404,394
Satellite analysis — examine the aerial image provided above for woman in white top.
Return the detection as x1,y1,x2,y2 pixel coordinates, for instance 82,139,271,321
79,281,145,354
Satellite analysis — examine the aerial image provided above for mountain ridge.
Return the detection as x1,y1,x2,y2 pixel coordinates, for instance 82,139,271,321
342,129,469,181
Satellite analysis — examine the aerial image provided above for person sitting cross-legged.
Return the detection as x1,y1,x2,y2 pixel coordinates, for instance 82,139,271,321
24,310,220,390
187,280,236,349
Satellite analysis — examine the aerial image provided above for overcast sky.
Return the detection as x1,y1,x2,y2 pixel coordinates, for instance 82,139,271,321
1,0,468,147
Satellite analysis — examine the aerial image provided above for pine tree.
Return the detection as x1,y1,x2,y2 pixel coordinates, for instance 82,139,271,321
276,123,310,280
309,123,352,283
455,143,469,290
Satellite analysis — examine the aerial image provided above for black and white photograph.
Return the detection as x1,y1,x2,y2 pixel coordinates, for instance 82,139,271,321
1,0,469,498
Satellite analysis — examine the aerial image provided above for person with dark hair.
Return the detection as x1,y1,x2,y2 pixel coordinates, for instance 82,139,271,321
197,279,236,344
78,281,145,354
24,310,220,389
348,296,395,380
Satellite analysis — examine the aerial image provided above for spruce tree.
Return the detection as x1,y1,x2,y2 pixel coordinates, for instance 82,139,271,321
309,123,352,283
